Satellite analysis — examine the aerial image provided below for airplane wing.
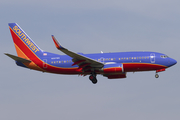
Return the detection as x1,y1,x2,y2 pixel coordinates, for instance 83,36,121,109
52,35,104,72
4,53,31,63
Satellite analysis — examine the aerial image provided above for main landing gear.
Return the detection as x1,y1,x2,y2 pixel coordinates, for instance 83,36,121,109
89,72,97,84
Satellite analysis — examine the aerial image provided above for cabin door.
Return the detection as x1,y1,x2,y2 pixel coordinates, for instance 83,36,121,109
150,53,155,63
43,59,47,68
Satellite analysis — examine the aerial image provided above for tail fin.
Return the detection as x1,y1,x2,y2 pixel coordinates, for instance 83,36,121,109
8,23,43,60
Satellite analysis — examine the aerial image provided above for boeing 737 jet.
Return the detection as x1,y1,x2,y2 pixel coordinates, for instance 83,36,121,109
5,23,177,84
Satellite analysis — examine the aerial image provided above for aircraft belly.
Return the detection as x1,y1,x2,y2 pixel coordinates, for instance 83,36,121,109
123,63,167,72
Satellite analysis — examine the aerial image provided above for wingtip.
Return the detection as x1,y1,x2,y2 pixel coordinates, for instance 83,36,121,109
51,35,65,50
4,53,11,56
51,35,57,41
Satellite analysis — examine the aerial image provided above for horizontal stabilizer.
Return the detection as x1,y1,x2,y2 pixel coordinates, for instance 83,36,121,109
5,53,31,63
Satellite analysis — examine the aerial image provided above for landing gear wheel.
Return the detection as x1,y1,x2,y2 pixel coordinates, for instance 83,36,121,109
92,79,97,84
155,74,159,78
89,74,97,84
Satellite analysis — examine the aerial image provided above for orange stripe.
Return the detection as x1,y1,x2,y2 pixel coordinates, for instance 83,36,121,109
14,43,45,72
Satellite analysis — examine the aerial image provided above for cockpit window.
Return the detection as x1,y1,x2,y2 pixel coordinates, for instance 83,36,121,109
160,55,169,58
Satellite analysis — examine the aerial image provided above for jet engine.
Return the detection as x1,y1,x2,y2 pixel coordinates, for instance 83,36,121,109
102,63,124,74
101,63,126,79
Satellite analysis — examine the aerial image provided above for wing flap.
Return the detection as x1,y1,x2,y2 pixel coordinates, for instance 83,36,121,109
5,53,31,63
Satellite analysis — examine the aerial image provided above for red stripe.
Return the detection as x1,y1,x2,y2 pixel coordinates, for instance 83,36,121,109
123,63,167,72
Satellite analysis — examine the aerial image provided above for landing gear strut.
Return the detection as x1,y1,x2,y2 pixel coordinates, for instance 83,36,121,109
89,72,97,84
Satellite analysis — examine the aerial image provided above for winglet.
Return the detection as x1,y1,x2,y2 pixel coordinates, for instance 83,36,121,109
51,35,65,50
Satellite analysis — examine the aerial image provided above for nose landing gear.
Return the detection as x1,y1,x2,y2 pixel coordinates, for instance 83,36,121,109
89,72,97,84
155,73,159,78
155,69,165,78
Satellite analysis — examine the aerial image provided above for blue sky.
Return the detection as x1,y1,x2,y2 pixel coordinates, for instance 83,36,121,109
0,0,180,120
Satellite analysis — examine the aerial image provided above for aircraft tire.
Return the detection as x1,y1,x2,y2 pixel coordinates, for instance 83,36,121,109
155,74,159,78
92,78,97,84
89,75,97,84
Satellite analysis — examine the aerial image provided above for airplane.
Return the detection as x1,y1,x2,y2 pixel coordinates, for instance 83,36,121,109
5,23,177,84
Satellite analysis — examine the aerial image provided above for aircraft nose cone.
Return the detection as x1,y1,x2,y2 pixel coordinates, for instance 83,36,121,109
170,58,177,66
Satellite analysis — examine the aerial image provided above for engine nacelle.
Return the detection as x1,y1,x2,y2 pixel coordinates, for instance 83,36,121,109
102,63,124,74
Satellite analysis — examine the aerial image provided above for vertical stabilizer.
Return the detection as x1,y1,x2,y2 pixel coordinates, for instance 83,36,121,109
8,23,45,71
8,23,43,59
